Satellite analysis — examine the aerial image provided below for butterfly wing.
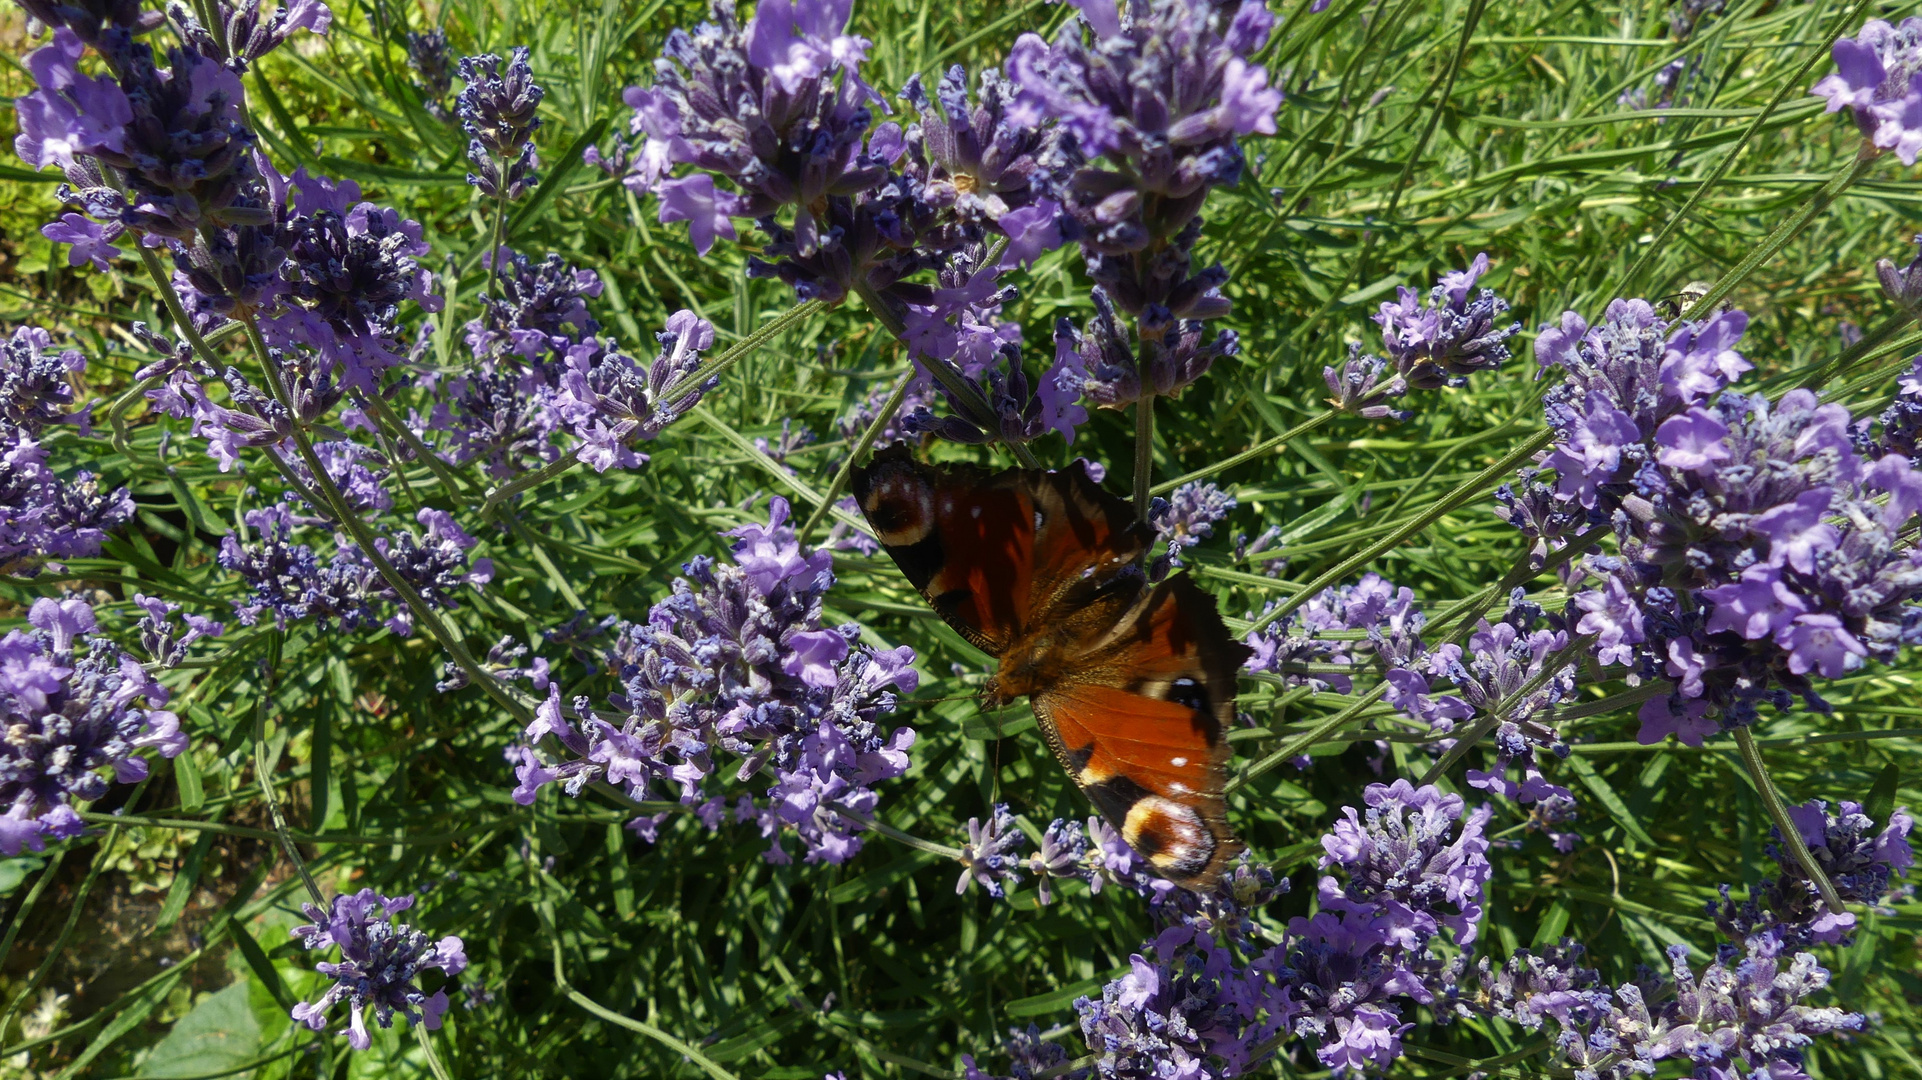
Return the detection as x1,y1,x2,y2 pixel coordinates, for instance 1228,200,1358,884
1032,573,1251,889
851,444,1149,655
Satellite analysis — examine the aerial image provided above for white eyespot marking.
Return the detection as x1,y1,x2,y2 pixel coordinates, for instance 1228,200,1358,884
941,496,955,513
1122,796,1214,875
1170,756,1188,768
971,505,982,519
1034,510,1045,530
1169,782,1192,795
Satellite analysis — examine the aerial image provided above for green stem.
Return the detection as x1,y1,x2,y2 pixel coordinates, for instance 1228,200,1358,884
414,1025,456,1080
1132,385,1154,525
1610,0,1882,299
252,673,327,908
0,849,66,976
235,316,534,726
355,389,478,502
1246,428,1554,634
798,368,914,543
107,375,164,468
483,176,508,305
1152,409,1337,496
664,298,827,406
1733,726,1847,914
0,825,120,1044
1680,149,1879,320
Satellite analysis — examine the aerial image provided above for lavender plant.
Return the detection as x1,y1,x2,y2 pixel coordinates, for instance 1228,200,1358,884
0,0,1916,1075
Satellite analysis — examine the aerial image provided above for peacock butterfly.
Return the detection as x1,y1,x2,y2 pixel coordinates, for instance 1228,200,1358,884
852,443,1250,890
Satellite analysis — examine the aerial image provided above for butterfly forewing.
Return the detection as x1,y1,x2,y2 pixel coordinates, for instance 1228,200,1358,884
851,444,1147,653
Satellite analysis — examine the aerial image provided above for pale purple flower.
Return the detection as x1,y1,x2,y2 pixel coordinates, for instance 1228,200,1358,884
1810,18,1922,164
41,213,123,271
0,598,182,855
290,888,467,1051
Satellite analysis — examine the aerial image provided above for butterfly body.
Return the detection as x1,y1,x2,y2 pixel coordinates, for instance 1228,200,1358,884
852,444,1250,890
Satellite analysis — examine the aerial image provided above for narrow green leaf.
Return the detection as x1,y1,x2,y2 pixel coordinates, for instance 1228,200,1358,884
311,708,331,832
505,117,611,239
1565,756,1657,849
1865,762,1900,829
173,748,204,814
155,827,216,931
1530,902,1572,948
1003,968,1126,1017
228,916,296,1014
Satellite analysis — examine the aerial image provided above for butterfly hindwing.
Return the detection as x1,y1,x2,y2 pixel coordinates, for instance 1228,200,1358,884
851,444,1148,654
1033,574,1250,888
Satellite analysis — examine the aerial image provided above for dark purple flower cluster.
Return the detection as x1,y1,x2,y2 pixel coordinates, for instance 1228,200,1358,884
1715,799,1913,951
1508,299,1922,744
1810,17,1922,165
405,29,453,119
1324,254,1520,421
217,502,492,634
623,0,910,287
506,498,919,864
1865,354,1922,465
1282,780,1490,1073
963,1023,1088,1080
291,888,468,1051
432,297,715,478
457,47,543,199
1052,286,1238,417
0,325,132,574
0,598,185,855
1072,859,1291,1079
165,0,333,72
1008,0,1279,310
464,249,602,364
1244,577,1583,844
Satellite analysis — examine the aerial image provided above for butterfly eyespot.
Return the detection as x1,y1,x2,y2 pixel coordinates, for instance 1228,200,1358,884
1034,510,1045,530
866,475,936,545
1165,677,1208,713
1122,796,1214,877
1170,756,1188,768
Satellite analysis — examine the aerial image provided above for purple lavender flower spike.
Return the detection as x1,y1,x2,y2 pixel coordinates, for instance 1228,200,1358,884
1319,779,1493,946
165,0,333,72
1372,253,1520,391
290,888,467,1051
509,499,918,865
1810,18,1922,164
457,47,544,199
405,29,454,117
12,29,133,172
1515,296,1922,734
1715,799,1913,950
0,598,183,854
134,592,226,668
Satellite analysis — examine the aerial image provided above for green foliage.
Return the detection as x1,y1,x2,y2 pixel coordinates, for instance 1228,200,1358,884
0,0,1919,1077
